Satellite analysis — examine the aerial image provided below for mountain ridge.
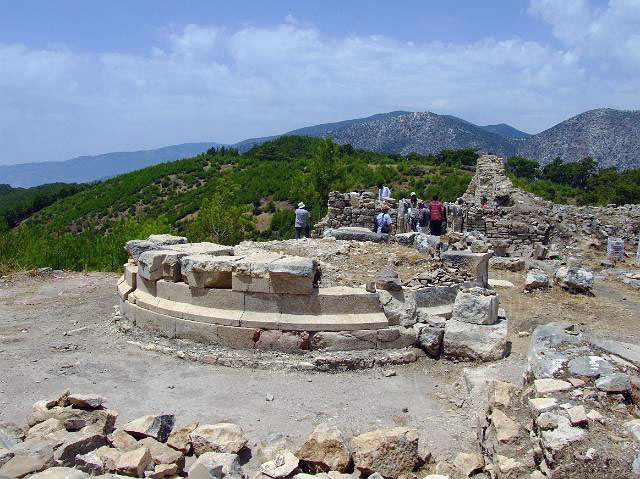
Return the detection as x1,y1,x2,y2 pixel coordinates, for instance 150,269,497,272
1,107,638,187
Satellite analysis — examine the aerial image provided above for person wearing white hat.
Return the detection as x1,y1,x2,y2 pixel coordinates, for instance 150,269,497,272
408,192,419,232
294,202,310,239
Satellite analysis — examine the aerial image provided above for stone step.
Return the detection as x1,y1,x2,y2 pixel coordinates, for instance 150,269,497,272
131,290,388,332
418,304,453,319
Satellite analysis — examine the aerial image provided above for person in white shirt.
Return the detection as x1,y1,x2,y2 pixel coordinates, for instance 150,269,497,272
375,204,393,234
377,182,391,201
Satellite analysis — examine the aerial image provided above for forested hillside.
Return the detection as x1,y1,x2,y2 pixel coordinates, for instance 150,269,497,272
0,136,475,273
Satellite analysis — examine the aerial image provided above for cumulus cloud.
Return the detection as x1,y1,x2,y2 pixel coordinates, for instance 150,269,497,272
0,3,639,165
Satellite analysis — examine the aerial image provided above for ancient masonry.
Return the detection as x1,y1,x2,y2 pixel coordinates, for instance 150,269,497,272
312,192,399,237
459,155,640,256
117,233,506,363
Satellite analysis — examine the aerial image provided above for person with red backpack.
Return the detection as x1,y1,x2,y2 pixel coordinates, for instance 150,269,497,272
428,194,445,236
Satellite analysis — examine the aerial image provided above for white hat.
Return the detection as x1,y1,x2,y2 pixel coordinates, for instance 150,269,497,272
298,202,305,208
411,191,416,196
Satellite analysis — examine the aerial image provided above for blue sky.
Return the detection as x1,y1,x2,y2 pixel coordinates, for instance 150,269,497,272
0,0,638,165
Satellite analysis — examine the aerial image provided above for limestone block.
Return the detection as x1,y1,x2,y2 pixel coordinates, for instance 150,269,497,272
181,255,242,289
216,325,259,349
0,439,54,478
310,331,376,351
139,250,186,282
254,330,310,353
451,287,498,325
123,414,175,443
376,327,416,349
190,424,248,456
524,269,549,291
375,271,402,291
554,266,594,294
29,467,89,479
167,242,233,256
137,276,158,297
137,437,184,468
322,227,389,243
268,256,317,295
377,290,417,327
125,240,162,263
116,447,153,477
134,305,176,339
175,319,218,344
167,423,198,455
414,234,442,256
443,318,507,361
441,250,491,288
53,430,107,466
414,324,444,358
148,234,187,245
351,427,419,478
232,252,283,293
125,264,138,289
489,257,525,272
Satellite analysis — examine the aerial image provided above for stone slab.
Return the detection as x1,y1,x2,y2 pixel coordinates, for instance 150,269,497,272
175,319,219,344
131,303,177,338
137,276,158,297
156,281,245,310
216,325,259,348
124,264,137,289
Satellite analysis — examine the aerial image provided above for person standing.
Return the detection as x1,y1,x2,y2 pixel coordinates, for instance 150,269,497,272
375,204,393,234
418,200,430,233
378,182,391,201
294,202,310,239
408,192,419,232
428,194,445,236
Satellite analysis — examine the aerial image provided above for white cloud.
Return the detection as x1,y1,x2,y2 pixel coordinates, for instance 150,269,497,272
0,6,638,165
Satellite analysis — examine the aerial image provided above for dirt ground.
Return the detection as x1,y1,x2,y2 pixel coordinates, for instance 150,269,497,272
0,254,639,470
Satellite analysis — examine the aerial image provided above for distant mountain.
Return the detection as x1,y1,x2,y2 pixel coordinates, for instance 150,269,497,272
0,142,222,188
479,123,531,139
515,108,640,169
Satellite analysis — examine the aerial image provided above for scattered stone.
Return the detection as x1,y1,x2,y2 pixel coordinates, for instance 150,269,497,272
75,451,105,475
528,397,558,415
29,466,89,479
295,423,351,473
167,422,198,455
146,462,178,479
443,318,507,362
524,269,549,291
67,394,106,410
0,422,25,448
595,373,631,392
534,378,572,395
453,452,484,476
567,377,585,387
0,439,55,478
190,424,248,456
375,271,402,291
382,370,396,378
490,409,520,443
494,455,527,478
54,430,107,466
123,415,175,443
351,427,419,478
260,450,299,478
489,257,525,272
26,418,65,440
116,447,153,477
138,437,184,468
554,265,594,294
377,290,417,327
96,446,122,472
111,429,139,452
567,405,588,427
586,410,604,423
415,325,444,358
0,448,14,468
451,287,498,325
568,356,615,378
625,419,640,443
188,452,243,479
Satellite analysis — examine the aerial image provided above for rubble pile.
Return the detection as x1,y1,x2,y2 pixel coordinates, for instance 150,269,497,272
477,322,640,478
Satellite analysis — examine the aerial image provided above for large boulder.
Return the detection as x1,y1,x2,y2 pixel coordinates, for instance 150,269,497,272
524,269,549,291
377,290,417,327
295,423,351,473
53,430,107,466
441,250,491,287
123,415,175,443
489,257,525,272
188,452,244,479
351,427,419,479
554,266,594,294
190,424,247,456
167,422,198,455
443,318,508,361
414,235,442,257
0,422,25,449
451,287,498,325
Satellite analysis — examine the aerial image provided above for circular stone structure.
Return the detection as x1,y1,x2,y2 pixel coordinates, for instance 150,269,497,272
118,235,418,354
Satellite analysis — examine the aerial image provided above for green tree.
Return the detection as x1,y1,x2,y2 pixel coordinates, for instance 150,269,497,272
309,138,340,206
505,156,540,181
187,179,255,245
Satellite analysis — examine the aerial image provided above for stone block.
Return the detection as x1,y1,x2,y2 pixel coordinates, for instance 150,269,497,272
441,250,491,287
232,252,283,293
310,331,376,351
443,318,507,361
255,330,310,353
137,276,158,297
451,287,498,325
125,264,138,289
167,242,233,256
175,319,219,344
377,290,417,326
133,304,177,339
181,255,242,289
415,324,444,358
322,227,389,243
216,325,259,349
375,271,402,291
268,256,317,295
376,327,416,349
139,250,186,282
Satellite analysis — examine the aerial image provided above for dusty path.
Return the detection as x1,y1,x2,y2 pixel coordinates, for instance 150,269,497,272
0,271,501,467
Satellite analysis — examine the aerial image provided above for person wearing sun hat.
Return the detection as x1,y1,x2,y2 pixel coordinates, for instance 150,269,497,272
294,201,310,239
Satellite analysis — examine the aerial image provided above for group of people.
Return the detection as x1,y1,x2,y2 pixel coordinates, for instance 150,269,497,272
293,182,450,239
403,190,446,236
